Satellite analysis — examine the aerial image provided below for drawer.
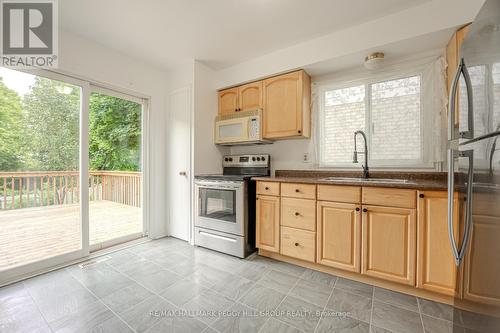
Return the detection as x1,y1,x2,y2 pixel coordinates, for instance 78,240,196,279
362,187,416,209
317,185,361,203
281,183,316,199
257,181,280,196
281,198,316,231
280,227,316,262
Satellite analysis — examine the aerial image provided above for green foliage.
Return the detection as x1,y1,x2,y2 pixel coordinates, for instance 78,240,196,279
0,75,141,172
89,93,141,171
0,78,23,170
22,77,80,171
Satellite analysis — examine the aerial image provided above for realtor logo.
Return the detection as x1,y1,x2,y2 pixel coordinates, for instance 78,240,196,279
1,0,58,68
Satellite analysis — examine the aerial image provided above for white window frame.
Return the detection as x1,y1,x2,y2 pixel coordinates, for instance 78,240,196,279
318,66,435,169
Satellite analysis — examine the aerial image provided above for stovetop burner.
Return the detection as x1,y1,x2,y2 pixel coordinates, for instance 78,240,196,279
194,154,271,181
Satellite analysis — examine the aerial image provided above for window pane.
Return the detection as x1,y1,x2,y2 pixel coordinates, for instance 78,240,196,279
371,76,421,161
321,85,365,164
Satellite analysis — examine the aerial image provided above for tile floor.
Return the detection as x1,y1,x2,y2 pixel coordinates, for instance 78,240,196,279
0,237,498,333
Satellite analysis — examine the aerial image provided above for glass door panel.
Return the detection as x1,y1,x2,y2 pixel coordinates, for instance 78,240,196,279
88,91,144,250
0,67,84,280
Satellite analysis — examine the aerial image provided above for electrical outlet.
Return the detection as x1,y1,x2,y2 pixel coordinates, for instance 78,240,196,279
303,153,309,163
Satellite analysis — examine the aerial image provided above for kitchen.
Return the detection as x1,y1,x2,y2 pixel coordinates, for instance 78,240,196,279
0,0,499,332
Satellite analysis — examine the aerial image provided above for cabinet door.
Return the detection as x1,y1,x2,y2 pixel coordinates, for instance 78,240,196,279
238,81,262,112
317,201,361,272
218,87,239,115
362,205,416,285
463,214,500,306
417,191,460,296
256,195,280,253
263,70,310,139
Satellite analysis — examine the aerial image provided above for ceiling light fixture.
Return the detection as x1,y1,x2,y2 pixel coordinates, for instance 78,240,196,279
364,52,385,70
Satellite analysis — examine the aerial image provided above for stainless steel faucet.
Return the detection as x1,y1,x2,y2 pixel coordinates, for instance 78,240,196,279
353,130,369,178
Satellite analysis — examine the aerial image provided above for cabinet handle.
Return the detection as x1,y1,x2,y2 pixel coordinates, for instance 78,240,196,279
419,193,424,198
294,242,299,247
295,189,300,193
298,130,302,134
355,207,360,211
363,208,368,213
265,187,269,190
295,212,300,216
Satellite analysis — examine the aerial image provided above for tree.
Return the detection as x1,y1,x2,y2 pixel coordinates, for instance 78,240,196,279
0,78,23,171
22,77,80,171
89,93,141,171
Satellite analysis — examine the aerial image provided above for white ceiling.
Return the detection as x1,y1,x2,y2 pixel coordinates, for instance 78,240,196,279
60,0,429,71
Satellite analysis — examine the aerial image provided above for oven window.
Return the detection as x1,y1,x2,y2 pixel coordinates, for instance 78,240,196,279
199,188,236,223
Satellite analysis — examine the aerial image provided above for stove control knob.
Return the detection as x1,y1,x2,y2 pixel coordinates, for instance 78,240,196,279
224,158,228,162
256,157,261,161
252,157,256,161
228,157,233,162
261,156,266,161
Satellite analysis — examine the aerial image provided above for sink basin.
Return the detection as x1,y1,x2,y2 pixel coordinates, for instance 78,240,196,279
321,177,411,184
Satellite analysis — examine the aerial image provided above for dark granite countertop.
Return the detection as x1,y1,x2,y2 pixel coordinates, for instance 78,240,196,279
252,170,450,190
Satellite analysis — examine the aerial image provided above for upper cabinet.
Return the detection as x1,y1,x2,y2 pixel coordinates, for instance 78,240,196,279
218,87,239,115
239,81,263,112
217,70,311,140
263,70,311,139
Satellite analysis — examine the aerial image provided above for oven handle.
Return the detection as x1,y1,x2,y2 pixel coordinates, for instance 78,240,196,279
195,182,242,190
198,230,238,243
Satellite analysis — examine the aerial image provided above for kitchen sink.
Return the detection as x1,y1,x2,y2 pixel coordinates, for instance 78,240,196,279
320,177,412,184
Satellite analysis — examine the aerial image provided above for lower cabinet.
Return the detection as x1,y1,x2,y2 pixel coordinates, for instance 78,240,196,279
362,205,416,286
317,201,361,272
256,195,280,253
417,191,460,296
463,214,500,306
280,226,316,262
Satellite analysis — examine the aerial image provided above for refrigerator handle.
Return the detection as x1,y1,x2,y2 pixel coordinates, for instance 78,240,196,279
447,149,474,266
448,58,474,141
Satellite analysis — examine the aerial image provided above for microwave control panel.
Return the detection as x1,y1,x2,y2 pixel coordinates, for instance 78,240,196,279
248,117,259,139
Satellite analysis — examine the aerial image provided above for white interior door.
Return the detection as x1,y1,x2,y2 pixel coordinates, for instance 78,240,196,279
168,87,192,241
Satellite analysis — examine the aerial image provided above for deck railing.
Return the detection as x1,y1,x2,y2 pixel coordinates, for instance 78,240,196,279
0,171,141,210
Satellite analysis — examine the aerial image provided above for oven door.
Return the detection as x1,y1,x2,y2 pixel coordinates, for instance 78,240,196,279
195,180,246,236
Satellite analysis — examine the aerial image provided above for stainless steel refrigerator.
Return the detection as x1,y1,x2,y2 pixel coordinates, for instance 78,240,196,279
447,0,500,330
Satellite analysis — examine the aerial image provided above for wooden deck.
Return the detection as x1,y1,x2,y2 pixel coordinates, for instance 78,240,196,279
0,200,142,270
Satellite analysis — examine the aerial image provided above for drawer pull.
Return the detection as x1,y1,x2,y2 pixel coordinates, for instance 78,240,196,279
295,212,300,216
363,208,368,213
265,186,269,190
294,242,300,246
355,207,360,211
419,193,424,198
295,189,300,193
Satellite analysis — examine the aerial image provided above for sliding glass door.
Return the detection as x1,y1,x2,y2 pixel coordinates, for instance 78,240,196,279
88,88,145,251
0,68,147,284
0,67,89,284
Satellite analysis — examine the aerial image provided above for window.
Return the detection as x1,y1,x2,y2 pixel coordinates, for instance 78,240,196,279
319,75,423,167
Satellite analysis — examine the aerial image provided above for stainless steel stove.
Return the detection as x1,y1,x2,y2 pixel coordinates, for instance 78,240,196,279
194,154,270,258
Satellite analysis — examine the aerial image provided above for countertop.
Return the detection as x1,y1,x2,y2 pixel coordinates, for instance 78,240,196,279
252,170,450,190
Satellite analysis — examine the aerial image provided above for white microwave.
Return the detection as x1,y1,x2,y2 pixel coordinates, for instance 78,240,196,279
214,109,272,145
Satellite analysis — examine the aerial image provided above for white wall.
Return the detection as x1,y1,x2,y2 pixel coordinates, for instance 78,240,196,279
193,61,229,175
58,30,170,238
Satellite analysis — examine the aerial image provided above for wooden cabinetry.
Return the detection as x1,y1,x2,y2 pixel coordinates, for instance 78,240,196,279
362,205,416,286
218,87,239,115
463,192,500,306
281,226,316,263
446,24,470,127
417,191,460,296
263,70,311,139
256,195,280,253
238,81,263,112
317,201,361,272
